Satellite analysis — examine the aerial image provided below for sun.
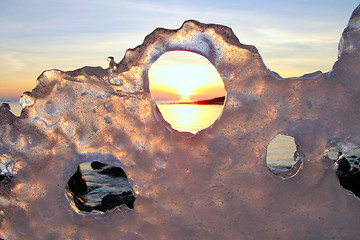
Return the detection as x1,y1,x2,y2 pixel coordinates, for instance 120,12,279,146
179,90,192,101
148,51,226,102
181,94,189,100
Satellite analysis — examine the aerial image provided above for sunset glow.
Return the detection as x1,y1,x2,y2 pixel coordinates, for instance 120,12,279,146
1,1,357,99
157,104,224,133
180,92,190,101
148,51,226,102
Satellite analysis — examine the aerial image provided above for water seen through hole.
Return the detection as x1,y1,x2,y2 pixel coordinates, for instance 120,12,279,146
66,162,134,213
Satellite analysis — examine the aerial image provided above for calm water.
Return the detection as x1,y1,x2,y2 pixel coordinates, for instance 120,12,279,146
158,104,223,134
266,134,298,172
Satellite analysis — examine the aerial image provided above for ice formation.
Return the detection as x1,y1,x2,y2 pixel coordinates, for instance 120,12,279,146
1,4,360,239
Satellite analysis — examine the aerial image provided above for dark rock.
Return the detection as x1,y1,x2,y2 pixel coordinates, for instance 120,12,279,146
338,171,360,198
90,161,107,169
0,174,13,183
337,157,351,176
101,192,135,210
67,166,87,195
72,191,136,213
337,156,360,198
99,167,127,178
1,103,10,111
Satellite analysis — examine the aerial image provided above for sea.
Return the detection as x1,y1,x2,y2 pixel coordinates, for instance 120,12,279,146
157,104,224,134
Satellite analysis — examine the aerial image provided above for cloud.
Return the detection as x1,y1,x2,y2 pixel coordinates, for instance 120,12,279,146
0,52,25,72
255,27,339,44
0,0,358,97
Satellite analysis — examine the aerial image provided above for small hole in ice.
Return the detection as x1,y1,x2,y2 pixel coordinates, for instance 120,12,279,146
327,147,360,198
266,134,302,178
66,161,135,213
149,51,226,134
0,154,14,183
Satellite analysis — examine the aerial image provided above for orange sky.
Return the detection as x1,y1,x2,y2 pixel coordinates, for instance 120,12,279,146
148,51,226,102
0,2,357,100
0,72,36,99
0,51,226,101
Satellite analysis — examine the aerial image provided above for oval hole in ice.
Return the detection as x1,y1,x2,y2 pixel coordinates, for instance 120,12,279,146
266,134,302,178
65,161,135,213
148,51,226,134
326,147,360,198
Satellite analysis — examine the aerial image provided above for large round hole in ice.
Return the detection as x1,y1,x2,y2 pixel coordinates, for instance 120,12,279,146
266,134,302,178
65,161,135,213
148,51,226,134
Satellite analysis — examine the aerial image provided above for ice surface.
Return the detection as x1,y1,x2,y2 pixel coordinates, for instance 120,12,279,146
1,5,360,239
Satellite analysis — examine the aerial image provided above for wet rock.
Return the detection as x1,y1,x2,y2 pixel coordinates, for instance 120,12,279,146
336,156,360,197
72,191,135,212
336,157,351,176
90,161,107,169
338,172,360,197
67,166,87,195
1,103,10,111
99,167,127,178
101,192,135,210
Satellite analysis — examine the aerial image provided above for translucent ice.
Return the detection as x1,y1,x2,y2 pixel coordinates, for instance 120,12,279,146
1,5,360,239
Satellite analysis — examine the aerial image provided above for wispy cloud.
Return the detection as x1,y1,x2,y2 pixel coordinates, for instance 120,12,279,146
0,52,25,72
0,0,359,96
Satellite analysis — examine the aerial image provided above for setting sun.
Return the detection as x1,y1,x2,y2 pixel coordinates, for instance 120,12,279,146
148,51,226,103
179,91,191,101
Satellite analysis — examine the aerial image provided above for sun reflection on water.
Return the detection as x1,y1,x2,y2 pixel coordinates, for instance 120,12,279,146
157,104,224,134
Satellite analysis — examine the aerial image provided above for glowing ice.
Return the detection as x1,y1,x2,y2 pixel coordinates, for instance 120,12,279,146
1,4,360,239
